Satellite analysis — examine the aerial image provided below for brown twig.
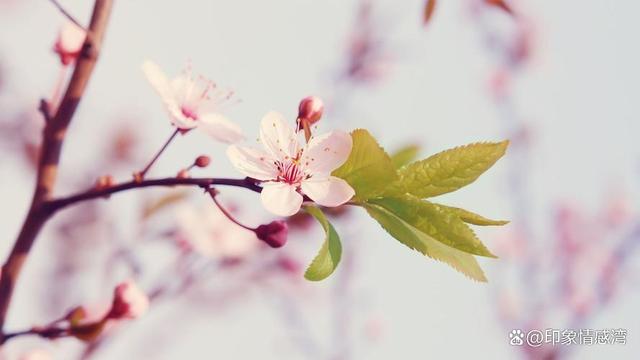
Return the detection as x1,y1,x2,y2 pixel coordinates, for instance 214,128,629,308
46,177,262,213
0,0,114,343
3,326,67,342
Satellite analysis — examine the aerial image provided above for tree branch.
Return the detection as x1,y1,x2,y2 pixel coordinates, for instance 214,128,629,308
0,0,114,341
45,177,263,213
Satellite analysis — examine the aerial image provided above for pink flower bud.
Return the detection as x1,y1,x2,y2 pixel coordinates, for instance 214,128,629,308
53,21,86,66
176,169,190,179
108,280,149,320
255,220,288,248
297,96,324,125
95,175,115,190
194,155,211,168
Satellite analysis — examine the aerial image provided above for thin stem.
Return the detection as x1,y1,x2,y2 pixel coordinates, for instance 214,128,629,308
207,189,255,231
302,121,312,143
48,0,88,31
137,128,180,180
296,118,312,142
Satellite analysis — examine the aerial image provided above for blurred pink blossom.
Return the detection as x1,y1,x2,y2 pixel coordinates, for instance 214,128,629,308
19,349,51,360
175,204,259,259
108,280,149,320
141,60,244,143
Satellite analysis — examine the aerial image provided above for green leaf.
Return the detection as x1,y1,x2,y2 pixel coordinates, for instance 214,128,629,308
303,206,343,281
390,144,421,169
438,205,509,226
370,196,496,258
364,203,487,282
332,129,398,201
389,140,509,198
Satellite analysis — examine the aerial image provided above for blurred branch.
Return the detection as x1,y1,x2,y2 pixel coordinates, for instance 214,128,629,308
0,0,114,343
3,326,67,342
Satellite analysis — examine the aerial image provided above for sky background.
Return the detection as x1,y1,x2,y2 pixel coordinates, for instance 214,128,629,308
1,0,639,359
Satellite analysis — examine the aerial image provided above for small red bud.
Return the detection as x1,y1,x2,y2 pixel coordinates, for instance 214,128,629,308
132,172,143,183
176,169,190,179
95,175,115,190
255,220,288,248
297,96,324,125
194,155,211,168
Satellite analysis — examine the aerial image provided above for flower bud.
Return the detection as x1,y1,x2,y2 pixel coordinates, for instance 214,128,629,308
132,171,143,183
107,280,149,320
297,96,324,125
194,155,211,168
176,169,190,179
95,175,115,190
255,220,288,248
53,21,86,66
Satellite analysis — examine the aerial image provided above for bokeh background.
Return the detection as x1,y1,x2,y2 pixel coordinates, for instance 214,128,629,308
1,0,639,359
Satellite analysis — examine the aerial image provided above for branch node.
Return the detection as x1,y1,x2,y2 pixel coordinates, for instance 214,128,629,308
38,99,53,123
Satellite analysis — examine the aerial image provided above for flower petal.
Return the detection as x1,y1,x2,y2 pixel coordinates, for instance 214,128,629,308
259,111,298,160
142,60,178,108
169,111,197,129
302,130,352,174
199,113,245,143
260,182,303,217
170,74,194,106
59,21,86,53
226,145,278,181
142,61,195,129
301,176,355,207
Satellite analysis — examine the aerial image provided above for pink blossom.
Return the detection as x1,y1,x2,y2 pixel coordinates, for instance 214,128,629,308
19,350,51,360
142,60,244,143
108,280,149,320
227,112,354,216
175,204,258,259
53,21,86,66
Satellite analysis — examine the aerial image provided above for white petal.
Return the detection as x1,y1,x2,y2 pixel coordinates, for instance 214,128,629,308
260,182,303,217
142,60,179,109
226,145,278,181
199,113,245,143
59,21,86,52
259,111,298,160
170,74,194,106
302,130,352,175
169,110,198,129
301,176,355,207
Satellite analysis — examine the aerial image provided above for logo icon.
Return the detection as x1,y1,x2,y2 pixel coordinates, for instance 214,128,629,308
509,329,524,346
